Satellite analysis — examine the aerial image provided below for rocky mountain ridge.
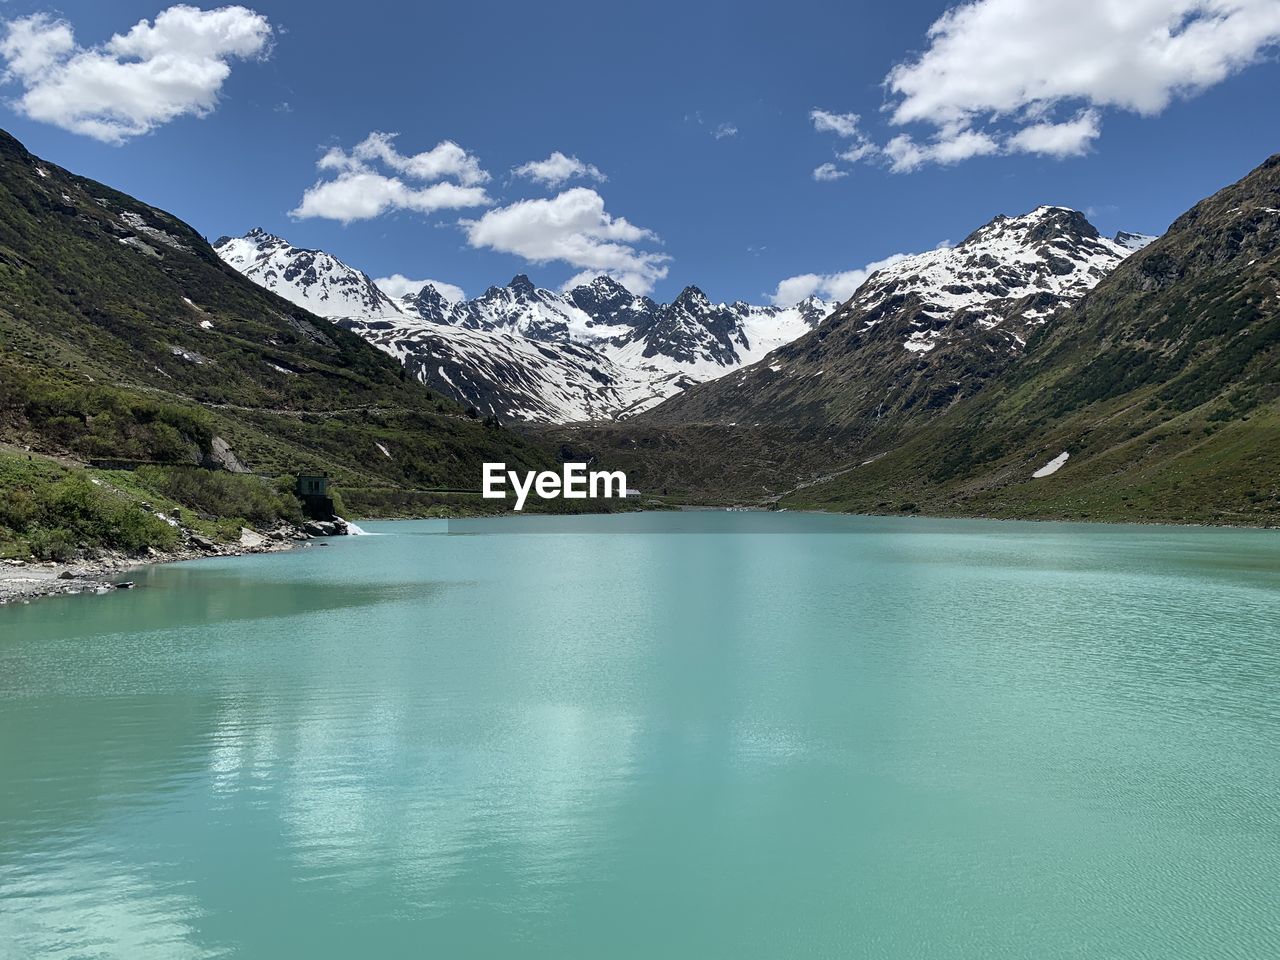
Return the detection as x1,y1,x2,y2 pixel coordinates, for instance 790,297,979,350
643,206,1150,437
214,230,832,421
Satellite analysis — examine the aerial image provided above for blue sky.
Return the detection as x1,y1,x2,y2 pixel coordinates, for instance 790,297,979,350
1,0,1278,304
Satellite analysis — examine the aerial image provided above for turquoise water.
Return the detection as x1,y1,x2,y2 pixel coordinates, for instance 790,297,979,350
2,513,1279,958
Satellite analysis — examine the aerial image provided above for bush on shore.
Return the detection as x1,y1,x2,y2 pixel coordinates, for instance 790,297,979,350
0,460,178,560
133,465,304,528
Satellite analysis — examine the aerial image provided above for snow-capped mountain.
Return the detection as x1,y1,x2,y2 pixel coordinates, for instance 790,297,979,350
214,228,403,320
213,230,831,422
340,318,680,423
847,205,1140,356
396,273,828,375
1113,230,1159,253
645,206,1154,431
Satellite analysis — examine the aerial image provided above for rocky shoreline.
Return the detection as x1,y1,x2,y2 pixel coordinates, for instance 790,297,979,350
0,519,352,607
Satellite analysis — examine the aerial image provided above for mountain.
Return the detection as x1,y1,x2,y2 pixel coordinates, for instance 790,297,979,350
721,155,1280,524
214,231,831,422
214,227,404,320
0,130,550,503
1113,230,1159,252
342,318,669,423
643,206,1143,440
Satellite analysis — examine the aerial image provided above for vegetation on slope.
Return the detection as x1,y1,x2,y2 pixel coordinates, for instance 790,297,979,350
0,449,318,561
781,154,1280,525
0,128,557,539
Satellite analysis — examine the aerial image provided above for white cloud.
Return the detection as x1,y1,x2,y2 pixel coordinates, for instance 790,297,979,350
512,151,606,188
712,122,738,139
292,174,489,222
320,132,489,186
810,109,861,138
292,132,491,223
809,107,882,179
0,5,272,143
838,142,878,164
1006,109,1102,158
461,187,669,296
769,253,914,305
882,128,1000,173
874,0,1280,169
375,274,466,305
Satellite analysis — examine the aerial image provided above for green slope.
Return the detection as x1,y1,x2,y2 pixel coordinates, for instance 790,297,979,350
0,129,552,497
783,154,1280,525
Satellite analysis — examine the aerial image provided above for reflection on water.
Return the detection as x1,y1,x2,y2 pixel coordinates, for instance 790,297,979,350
2,515,1279,958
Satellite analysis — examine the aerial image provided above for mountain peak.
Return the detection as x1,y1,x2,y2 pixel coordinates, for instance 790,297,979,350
586,274,632,295
1113,230,1158,252
216,227,286,252
508,274,537,296
673,285,709,307
962,206,1099,248
214,226,402,321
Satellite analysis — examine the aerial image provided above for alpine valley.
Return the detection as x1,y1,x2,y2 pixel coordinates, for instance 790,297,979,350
2,121,1278,546
215,229,832,423
602,152,1279,525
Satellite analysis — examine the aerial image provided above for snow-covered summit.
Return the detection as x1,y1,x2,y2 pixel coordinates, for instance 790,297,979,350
214,229,402,320
214,229,829,422
1113,230,1159,252
850,205,1144,353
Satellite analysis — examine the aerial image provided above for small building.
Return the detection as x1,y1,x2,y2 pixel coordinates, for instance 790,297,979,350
297,474,328,497
625,487,641,499
296,473,337,521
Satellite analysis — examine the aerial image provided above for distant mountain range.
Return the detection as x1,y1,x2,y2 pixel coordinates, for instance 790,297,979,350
216,229,831,422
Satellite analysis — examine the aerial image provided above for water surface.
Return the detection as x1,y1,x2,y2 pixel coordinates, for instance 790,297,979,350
2,514,1279,958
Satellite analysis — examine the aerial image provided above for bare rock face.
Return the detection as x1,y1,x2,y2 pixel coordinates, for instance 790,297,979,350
303,520,348,538
202,435,249,473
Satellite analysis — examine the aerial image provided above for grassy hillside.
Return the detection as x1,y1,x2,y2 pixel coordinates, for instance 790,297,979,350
781,155,1280,525
0,128,556,546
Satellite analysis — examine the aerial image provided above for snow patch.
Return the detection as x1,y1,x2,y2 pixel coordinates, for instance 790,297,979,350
1032,451,1070,478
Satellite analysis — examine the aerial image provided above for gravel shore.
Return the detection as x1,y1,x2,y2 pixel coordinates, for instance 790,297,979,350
0,524,324,606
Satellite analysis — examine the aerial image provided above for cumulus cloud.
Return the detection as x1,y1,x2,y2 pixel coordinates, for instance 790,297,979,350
292,132,491,223
375,274,466,305
769,253,914,305
812,162,847,182
319,132,489,186
712,122,738,139
1006,109,1102,158
512,151,606,188
0,5,272,143
870,0,1280,170
460,187,669,295
882,128,1001,173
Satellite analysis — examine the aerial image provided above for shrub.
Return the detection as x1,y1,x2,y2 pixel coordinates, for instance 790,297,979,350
135,466,303,527
28,527,77,561
0,488,37,530
37,473,178,554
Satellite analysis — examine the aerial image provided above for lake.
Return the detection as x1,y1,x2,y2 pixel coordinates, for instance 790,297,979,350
2,513,1279,958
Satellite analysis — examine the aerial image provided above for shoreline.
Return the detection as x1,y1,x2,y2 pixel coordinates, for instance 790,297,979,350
0,526,313,607
6,506,1275,608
